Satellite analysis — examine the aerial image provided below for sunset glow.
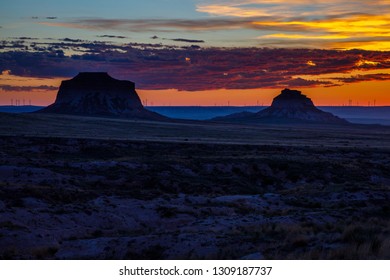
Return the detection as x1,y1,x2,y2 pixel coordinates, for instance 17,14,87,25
1,0,390,106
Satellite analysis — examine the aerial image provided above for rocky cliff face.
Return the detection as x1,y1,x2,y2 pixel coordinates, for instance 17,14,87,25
39,72,167,120
213,89,348,124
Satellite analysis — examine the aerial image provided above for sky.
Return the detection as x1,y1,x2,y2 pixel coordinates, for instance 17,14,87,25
1,0,390,106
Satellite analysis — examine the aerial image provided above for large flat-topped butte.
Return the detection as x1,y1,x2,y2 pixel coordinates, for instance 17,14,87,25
39,72,167,121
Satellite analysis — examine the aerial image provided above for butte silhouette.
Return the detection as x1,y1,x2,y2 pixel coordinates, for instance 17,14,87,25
39,72,167,121
213,88,348,124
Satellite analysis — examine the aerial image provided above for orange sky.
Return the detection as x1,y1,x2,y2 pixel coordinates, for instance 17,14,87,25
137,82,390,107
1,73,389,106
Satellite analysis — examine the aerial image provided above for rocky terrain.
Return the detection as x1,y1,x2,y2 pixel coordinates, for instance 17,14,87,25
38,72,166,120
213,89,347,124
0,133,389,259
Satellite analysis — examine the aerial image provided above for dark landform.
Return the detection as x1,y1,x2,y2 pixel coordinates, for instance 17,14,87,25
0,111,389,260
0,78,389,260
2,105,390,125
38,72,167,121
0,106,44,114
213,89,348,124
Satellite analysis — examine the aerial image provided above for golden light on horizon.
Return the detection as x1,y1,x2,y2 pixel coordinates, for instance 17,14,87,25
253,15,390,36
259,34,350,40
331,41,390,51
2,83,390,107
0,74,62,106
255,12,390,50
305,79,390,106
137,81,390,107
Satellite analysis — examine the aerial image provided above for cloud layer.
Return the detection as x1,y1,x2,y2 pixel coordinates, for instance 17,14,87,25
0,85,58,92
196,0,390,50
34,0,390,50
1,39,390,92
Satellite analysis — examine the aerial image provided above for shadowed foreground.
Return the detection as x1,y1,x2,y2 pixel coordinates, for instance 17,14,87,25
0,113,389,259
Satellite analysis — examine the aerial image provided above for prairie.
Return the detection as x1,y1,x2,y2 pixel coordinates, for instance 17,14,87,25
0,113,389,259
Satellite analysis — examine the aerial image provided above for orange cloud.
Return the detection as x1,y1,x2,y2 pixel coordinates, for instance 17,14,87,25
197,1,390,50
197,0,390,17
196,4,270,17
306,60,316,66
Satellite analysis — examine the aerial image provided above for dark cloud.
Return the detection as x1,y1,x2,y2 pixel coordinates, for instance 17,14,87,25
167,38,205,43
286,78,334,87
12,37,39,40
1,39,390,91
40,18,270,33
0,85,58,92
75,54,106,61
335,73,390,83
62,38,85,43
97,35,128,39
46,17,57,20
183,45,202,50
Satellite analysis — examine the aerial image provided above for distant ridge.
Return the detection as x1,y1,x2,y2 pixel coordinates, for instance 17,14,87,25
212,89,348,124
38,72,167,121
0,106,43,113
